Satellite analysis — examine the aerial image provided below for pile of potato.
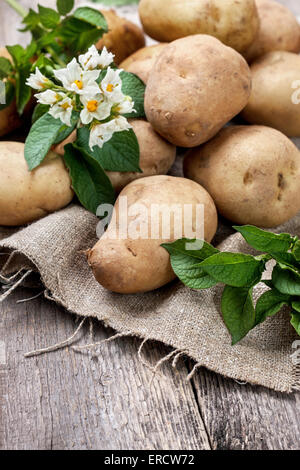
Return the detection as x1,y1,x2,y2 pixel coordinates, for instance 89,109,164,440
1,0,300,294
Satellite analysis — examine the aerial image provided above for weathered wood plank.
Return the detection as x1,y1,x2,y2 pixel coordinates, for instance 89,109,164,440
190,365,300,450
0,288,211,450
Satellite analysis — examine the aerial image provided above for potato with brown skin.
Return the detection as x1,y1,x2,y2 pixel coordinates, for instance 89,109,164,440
119,44,167,84
145,35,252,148
0,142,74,226
87,175,218,294
139,0,259,53
244,0,300,63
241,51,300,137
53,119,176,193
184,126,300,228
96,9,145,65
0,47,23,137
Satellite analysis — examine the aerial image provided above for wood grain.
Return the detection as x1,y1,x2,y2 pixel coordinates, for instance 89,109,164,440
0,0,300,452
0,288,211,450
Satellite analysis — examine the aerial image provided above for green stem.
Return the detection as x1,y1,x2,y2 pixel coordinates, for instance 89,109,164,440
46,46,66,68
4,0,27,18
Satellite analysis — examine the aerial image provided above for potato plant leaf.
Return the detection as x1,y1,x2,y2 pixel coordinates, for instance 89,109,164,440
162,239,219,290
234,225,294,253
199,252,265,288
25,113,64,170
63,144,115,213
76,127,141,173
221,286,255,345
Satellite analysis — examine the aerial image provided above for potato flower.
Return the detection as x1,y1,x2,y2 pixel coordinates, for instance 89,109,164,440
48,94,73,127
53,58,100,96
80,94,112,125
79,45,114,71
26,68,52,90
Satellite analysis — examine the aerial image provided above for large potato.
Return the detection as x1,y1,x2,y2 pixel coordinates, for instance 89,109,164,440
119,44,167,84
242,51,300,137
0,48,22,137
184,126,300,228
54,119,176,193
87,175,218,293
96,9,145,64
139,0,259,52
0,142,73,226
145,35,251,147
244,0,300,63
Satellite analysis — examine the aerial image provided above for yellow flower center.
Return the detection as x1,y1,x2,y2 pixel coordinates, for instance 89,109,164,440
61,102,70,110
106,83,114,93
74,79,83,90
87,100,98,112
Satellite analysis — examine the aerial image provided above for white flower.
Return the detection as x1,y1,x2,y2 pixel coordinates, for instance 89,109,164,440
80,94,112,125
89,116,132,150
114,95,135,115
49,94,73,127
53,58,100,96
79,45,114,71
98,47,115,69
113,116,132,132
26,68,51,90
100,67,124,102
35,89,59,105
89,122,115,149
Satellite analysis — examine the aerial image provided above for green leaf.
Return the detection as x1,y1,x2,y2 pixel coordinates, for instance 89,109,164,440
269,252,300,275
76,127,141,173
199,253,265,288
234,225,293,253
161,239,219,289
120,71,146,117
0,81,15,111
53,111,79,144
57,0,74,16
32,104,50,124
60,17,106,55
73,7,108,30
255,288,290,325
15,64,31,115
63,144,115,213
0,58,13,79
272,265,300,296
221,286,255,345
292,300,300,313
25,113,64,170
21,9,40,32
6,45,25,66
293,240,300,262
38,5,61,29
291,311,300,336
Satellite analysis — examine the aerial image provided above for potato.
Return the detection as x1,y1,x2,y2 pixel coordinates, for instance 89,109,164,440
139,0,259,53
241,51,300,137
184,126,300,228
244,0,300,63
96,9,145,65
53,119,176,193
0,48,22,137
0,142,74,226
145,35,252,148
87,175,218,293
119,44,167,84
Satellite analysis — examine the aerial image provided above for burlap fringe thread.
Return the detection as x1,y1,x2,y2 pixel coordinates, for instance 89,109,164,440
1,261,300,391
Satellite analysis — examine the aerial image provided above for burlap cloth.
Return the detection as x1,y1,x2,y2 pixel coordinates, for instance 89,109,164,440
0,203,299,393
0,1,299,393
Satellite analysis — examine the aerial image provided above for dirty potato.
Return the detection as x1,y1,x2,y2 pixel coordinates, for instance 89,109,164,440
184,126,300,228
87,175,218,293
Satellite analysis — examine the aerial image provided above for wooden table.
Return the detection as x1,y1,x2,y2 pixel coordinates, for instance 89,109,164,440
1,0,300,451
